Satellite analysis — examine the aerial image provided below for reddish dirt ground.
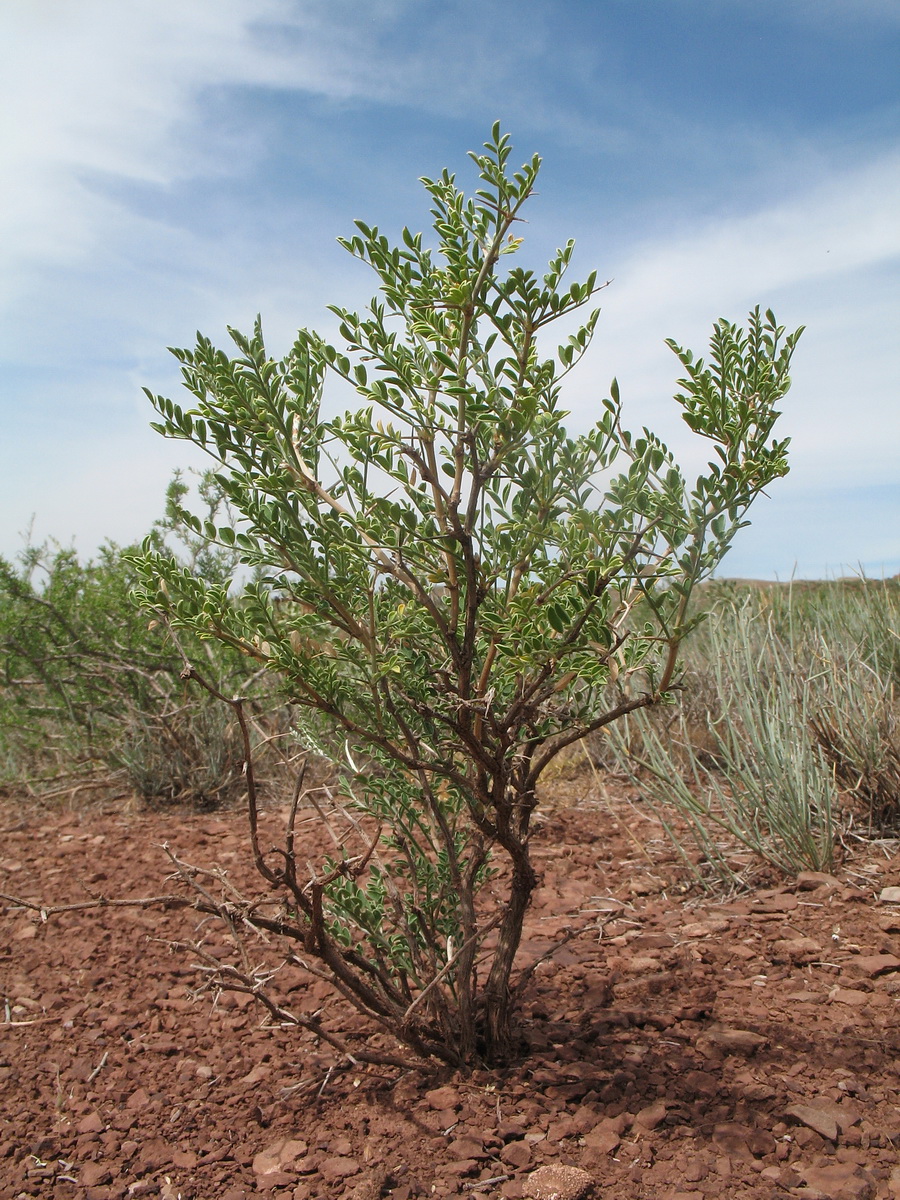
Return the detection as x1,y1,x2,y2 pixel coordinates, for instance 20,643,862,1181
2,776,899,1200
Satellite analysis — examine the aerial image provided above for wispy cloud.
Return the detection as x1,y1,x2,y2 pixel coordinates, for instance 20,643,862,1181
1,1,896,575
0,0,415,311
572,148,900,468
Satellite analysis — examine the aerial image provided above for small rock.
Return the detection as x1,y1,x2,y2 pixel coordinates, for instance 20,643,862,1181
254,1169,295,1190
772,936,821,963
424,1086,460,1110
501,1140,532,1169
878,886,900,903
126,1182,158,1198
682,1069,719,1097
633,1100,669,1131
712,1123,753,1160
844,953,900,978
797,871,841,890
748,1129,777,1157
446,1137,487,1160
624,954,660,973
582,1123,620,1157
125,1087,151,1111
760,1166,802,1188
803,1098,861,1133
829,986,870,1005
785,1102,838,1142
77,1112,104,1135
318,1156,360,1182
525,1164,594,1200
252,1138,308,1176
680,919,728,938
441,1158,479,1177
700,1028,767,1054
81,1162,113,1187
798,1162,874,1200
752,892,798,912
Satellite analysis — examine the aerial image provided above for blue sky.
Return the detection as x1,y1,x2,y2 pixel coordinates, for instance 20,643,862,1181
1,0,898,578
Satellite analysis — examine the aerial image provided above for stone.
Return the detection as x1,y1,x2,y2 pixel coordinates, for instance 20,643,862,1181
761,1166,802,1188
712,1123,754,1160
798,1162,874,1199
633,1100,669,1131
803,1098,861,1134
81,1162,112,1187
446,1136,487,1160
797,871,841,890
254,1169,295,1190
125,1087,151,1111
878,886,900,903
829,987,869,1005
786,1103,838,1142
681,916,720,936
441,1159,479,1177
582,1122,621,1156
525,1164,594,1200
624,954,661,973
77,1112,104,1134
318,1156,360,1182
501,1140,532,1169
700,1028,767,1054
252,1138,308,1177
424,1086,460,1110
844,953,900,978
772,937,821,963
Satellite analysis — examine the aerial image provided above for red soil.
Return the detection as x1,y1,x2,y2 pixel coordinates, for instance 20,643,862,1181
1,780,899,1200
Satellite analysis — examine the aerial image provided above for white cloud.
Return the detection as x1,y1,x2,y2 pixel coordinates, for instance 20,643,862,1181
1,0,896,578
0,0,408,312
571,149,900,474
552,149,900,575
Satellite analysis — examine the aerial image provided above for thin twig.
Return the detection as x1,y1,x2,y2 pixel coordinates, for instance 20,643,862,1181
87,1052,108,1083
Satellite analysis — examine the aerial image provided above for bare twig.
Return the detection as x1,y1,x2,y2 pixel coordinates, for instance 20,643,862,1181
87,1052,109,1083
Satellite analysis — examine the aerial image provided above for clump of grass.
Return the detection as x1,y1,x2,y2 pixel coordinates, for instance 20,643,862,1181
610,578,900,888
611,598,837,887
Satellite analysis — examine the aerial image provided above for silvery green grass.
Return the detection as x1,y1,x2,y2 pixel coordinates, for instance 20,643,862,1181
131,125,802,1066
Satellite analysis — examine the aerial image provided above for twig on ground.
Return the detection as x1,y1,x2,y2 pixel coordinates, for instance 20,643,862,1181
87,1052,109,1083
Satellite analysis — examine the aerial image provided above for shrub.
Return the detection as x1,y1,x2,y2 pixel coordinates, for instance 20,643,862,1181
0,474,270,807
132,125,801,1065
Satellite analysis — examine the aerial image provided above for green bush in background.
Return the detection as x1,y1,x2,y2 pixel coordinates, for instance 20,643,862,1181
0,473,271,807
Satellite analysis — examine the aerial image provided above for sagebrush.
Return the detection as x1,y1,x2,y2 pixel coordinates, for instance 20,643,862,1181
132,125,801,1064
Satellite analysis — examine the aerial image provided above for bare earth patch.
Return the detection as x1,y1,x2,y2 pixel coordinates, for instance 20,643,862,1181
2,780,899,1200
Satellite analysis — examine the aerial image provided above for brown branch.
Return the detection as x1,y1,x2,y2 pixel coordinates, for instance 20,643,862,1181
1,891,191,916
